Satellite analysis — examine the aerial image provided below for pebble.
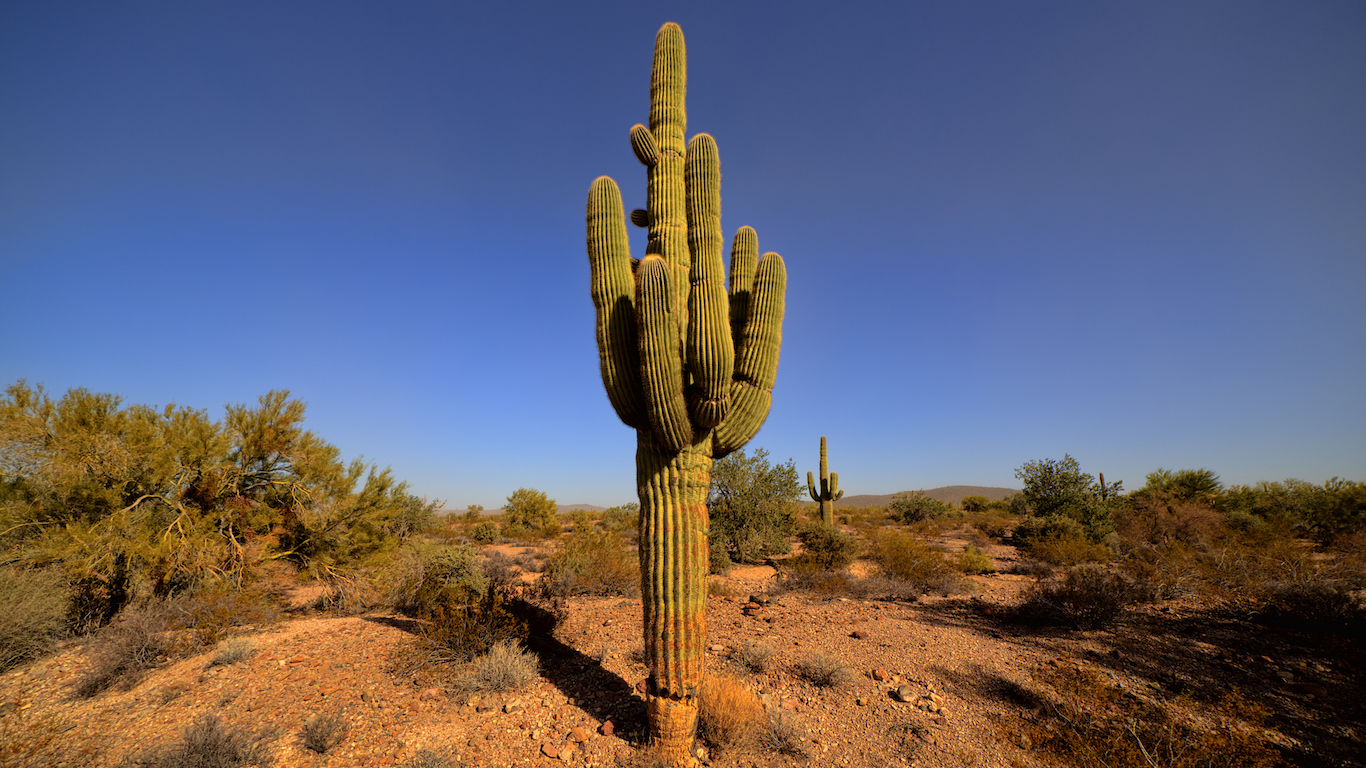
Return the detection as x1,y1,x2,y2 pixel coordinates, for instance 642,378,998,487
570,726,590,743
851,630,870,639
872,668,890,681
894,685,916,703
600,720,615,737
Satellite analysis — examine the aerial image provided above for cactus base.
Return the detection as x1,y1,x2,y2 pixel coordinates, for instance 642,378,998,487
646,695,702,766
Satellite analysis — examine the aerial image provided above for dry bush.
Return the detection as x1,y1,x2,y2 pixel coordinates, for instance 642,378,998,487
454,639,538,693
399,749,455,768
698,673,767,755
482,551,520,588
867,531,958,592
773,558,861,596
1009,559,1055,579
1116,494,1226,548
956,545,995,574
166,585,282,648
301,713,347,754
732,640,776,674
0,567,67,672
795,522,860,570
707,578,738,597
1260,577,1364,626
76,606,171,697
210,638,254,667
1024,661,1281,768
1026,534,1112,566
1010,564,1145,630
540,529,639,597
761,707,807,757
119,714,273,767
792,651,855,688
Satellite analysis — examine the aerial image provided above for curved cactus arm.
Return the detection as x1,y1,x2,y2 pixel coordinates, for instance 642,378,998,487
807,470,820,502
727,226,759,352
636,255,694,452
588,177,647,429
684,133,732,429
712,252,786,457
831,472,843,501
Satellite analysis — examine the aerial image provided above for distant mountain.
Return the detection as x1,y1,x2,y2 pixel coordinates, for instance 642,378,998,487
807,485,1018,509
441,503,610,517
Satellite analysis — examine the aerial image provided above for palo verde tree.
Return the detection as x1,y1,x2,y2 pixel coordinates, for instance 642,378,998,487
586,22,787,764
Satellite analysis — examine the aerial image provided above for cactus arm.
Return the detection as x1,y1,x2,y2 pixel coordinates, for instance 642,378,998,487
636,255,694,452
644,23,690,346
631,124,660,167
712,252,786,457
684,133,732,429
588,176,647,429
807,470,819,502
832,472,843,501
727,226,758,352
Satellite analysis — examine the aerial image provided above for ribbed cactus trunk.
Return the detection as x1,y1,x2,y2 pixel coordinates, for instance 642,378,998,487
807,435,843,525
586,22,787,766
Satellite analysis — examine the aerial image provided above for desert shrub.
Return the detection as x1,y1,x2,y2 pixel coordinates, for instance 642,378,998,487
698,673,767,755
761,708,807,757
600,502,640,534
470,521,497,544
707,578,738,597
503,488,558,531
301,713,347,754
732,640,776,674
540,529,639,597
709,536,732,575
76,605,171,696
1010,564,1143,629
708,448,800,564
1013,515,1110,565
955,545,994,574
1024,661,1281,768
1115,493,1225,548
390,544,488,615
774,558,861,596
794,521,859,570
867,531,957,592
118,714,272,767
792,651,855,688
455,639,538,693
1028,535,1112,566
165,584,281,649
960,495,990,513
888,491,950,523
1260,577,1364,627
307,575,383,616
482,551,519,588
0,568,68,672
390,543,525,666
400,750,455,768
209,638,254,667
1009,558,1055,579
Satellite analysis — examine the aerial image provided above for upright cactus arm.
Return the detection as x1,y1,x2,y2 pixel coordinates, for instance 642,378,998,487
588,177,646,430
712,252,786,458
684,133,732,429
831,472,843,501
636,256,693,452
807,471,820,501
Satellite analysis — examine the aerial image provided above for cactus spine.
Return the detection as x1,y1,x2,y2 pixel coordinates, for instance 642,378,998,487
587,22,786,766
807,435,843,525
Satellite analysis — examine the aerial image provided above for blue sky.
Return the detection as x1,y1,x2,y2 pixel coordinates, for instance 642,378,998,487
3,1,1363,509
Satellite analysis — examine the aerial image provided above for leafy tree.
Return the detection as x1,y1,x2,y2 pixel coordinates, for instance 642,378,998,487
463,504,484,521
502,488,556,531
1014,455,1119,542
0,380,433,624
707,448,800,564
960,495,990,513
888,491,951,523
1139,468,1223,505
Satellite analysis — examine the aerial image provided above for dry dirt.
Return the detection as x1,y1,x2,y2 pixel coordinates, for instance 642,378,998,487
2,535,1357,768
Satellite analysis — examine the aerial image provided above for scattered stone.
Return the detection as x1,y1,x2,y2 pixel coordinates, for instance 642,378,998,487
894,685,916,703
749,594,770,606
873,668,890,681
1276,670,1295,683
694,745,709,761
570,727,590,743
851,630,870,640
600,720,615,737
558,744,576,760
504,699,524,714
541,743,558,758
856,698,868,706
418,688,443,701
782,698,801,711
709,644,724,652
636,679,649,695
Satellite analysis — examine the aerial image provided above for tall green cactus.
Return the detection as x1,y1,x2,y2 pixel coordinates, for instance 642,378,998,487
807,435,843,525
587,22,786,765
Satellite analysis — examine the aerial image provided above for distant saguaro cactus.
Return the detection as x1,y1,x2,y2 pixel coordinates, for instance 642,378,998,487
586,22,787,766
807,435,843,525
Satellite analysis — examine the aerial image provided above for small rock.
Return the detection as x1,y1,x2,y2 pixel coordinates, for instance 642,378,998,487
504,700,523,714
694,745,709,761
418,688,443,701
749,594,770,605
782,698,801,711
894,685,916,703
636,679,649,695
709,644,724,652
1276,670,1295,683
873,667,890,681
570,726,590,743
851,630,870,640
558,744,576,760
856,698,868,706
600,720,615,737
541,743,558,758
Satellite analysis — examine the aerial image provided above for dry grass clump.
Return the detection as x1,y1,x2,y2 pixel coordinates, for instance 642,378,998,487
867,531,958,593
707,578,739,597
792,651,856,689
209,638,254,667
1010,564,1145,630
760,708,807,757
698,673,767,755
0,567,67,672
399,749,456,768
301,712,347,754
454,639,538,693
732,640,776,674
540,529,639,597
1024,660,1281,768
119,714,273,767
76,606,170,697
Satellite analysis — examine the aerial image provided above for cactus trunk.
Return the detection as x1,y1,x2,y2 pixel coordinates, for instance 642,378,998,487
587,22,786,765
637,432,710,762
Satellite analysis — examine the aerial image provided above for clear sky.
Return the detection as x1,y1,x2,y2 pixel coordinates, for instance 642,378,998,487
3,1,1363,509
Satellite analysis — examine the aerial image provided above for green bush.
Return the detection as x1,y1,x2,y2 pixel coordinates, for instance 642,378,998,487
502,488,557,531
960,495,990,513
708,448,800,564
709,536,732,576
956,545,994,574
887,491,950,523
600,503,640,533
389,543,523,664
541,529,639,597
867,532,956,593
470,520,498,544
0,568,68,672
795,522,859,570
1013,515,1111,564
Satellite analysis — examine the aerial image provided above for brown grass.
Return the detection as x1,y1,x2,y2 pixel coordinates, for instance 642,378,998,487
698,673,767,755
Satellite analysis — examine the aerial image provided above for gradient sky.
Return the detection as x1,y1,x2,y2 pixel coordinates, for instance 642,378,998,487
3,1,1363,509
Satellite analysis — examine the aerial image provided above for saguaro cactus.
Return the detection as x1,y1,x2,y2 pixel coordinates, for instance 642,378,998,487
807,435,843,525
587,22,786,765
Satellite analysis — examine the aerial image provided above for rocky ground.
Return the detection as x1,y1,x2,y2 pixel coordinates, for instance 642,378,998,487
2,535,1361,768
